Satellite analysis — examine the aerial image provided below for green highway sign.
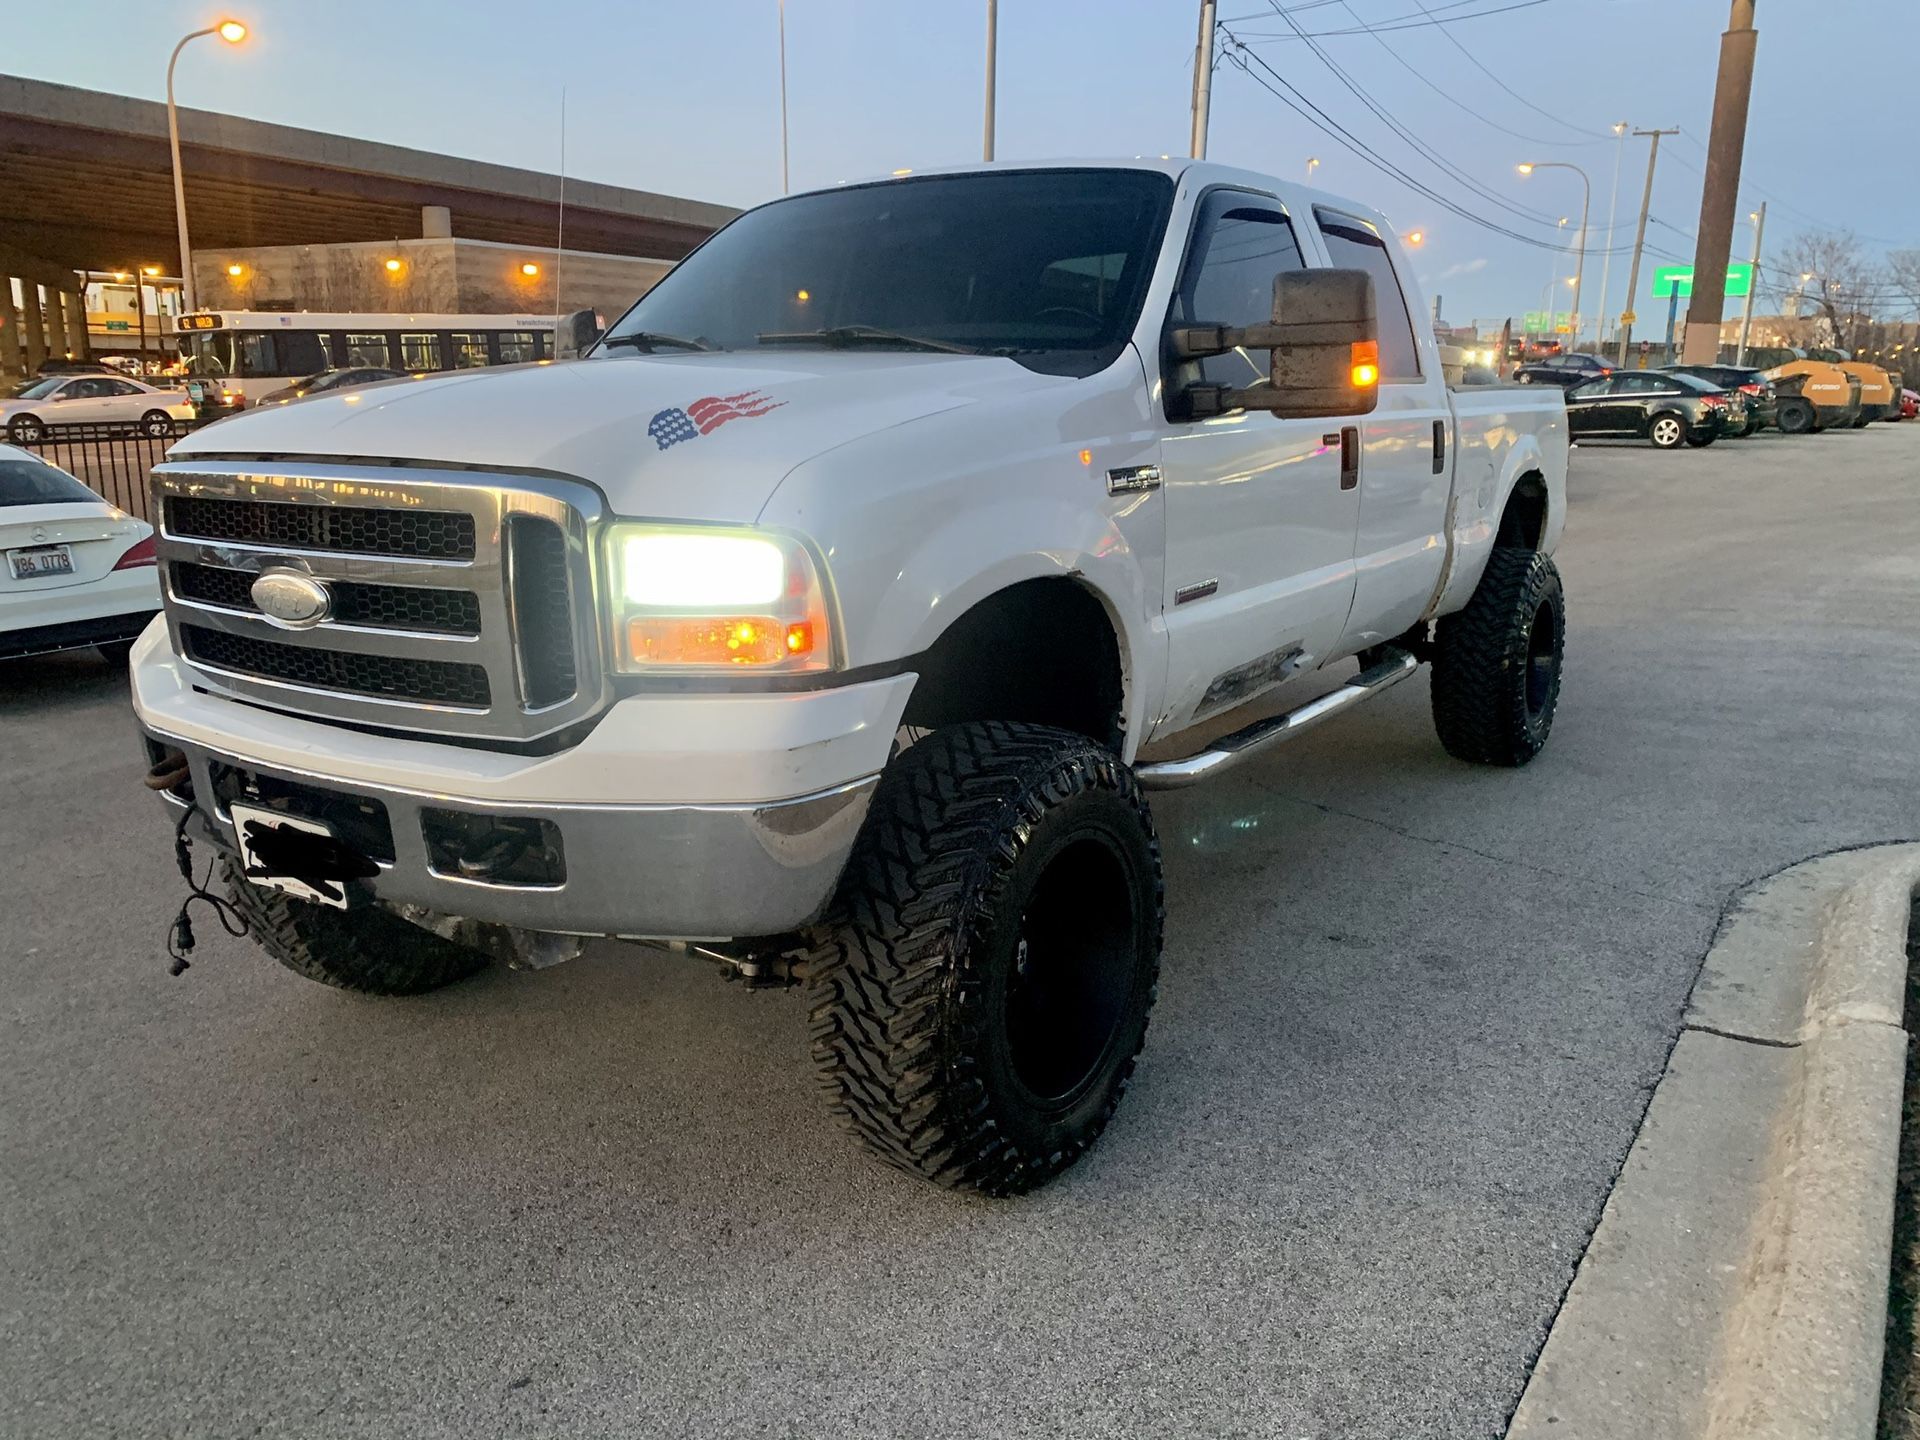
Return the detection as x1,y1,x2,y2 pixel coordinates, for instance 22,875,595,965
1524,310,1572,332
104,320,130,331
1651,263,1753,299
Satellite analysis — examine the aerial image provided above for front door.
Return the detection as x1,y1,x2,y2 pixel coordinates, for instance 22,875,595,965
1153,187,1360,736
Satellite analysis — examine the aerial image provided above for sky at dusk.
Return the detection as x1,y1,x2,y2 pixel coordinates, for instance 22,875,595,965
10,0,1917,330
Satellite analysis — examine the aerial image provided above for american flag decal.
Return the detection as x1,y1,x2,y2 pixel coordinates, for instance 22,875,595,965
647,390,785,451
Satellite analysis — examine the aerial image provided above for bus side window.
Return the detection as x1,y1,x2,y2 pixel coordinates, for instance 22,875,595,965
449,332,488,369
400,332,439,371
279,330,327,377
497,331,537,365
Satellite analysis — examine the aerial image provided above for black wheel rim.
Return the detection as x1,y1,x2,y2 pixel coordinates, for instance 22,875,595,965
1003,834,1134,1105
1524,595,1560,719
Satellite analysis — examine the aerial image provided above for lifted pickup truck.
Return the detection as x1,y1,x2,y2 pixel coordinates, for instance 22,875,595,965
135,161,1567,1194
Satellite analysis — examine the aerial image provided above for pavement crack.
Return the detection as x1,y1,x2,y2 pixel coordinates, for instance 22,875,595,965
1245,779,1710,912
1681,1021,1800,1050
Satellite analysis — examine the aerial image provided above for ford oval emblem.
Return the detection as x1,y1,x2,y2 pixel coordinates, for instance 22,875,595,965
250,570,331,628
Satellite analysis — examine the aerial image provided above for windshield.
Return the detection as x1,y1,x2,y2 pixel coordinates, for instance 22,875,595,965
12,377,66,401
597,168,1176,378
184,333,234,378
0,457,97,507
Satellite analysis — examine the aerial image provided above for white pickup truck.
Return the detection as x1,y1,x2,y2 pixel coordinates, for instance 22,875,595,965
134,160,1566,1195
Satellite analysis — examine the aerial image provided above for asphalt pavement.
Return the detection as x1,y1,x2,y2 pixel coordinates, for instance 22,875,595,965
4,424,1918,1438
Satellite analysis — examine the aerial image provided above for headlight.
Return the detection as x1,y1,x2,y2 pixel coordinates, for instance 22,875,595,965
605,523,834,674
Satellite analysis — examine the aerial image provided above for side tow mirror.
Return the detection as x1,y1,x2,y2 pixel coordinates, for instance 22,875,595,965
557,309,602,359
1170,267,1381,420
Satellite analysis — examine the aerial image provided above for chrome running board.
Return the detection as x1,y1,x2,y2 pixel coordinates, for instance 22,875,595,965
1136,650,1420,791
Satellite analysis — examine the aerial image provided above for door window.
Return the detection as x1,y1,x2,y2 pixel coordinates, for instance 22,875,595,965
1165,191,1307,401
1313,209,1422,381
1567,380,1608,401
1615,374,1667,394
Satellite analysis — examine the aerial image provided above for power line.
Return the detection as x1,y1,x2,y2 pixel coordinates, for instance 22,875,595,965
1232,0,1565,41
1325,0,1601,150
1403,0,1611,143
1252,1,1569,231
1216,32,1643,255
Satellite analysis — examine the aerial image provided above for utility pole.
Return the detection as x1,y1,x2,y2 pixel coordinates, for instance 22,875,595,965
983,0,997,162
1616,127,1679,367
1190,0,1217,160
1736,202,1765,364
1682,0,1759,364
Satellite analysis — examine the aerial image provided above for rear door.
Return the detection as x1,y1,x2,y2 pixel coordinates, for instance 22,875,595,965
1313,208,1454,649
1154,187,1359,730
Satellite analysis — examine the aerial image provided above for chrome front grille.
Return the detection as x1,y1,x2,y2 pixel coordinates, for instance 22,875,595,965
152,462,606,742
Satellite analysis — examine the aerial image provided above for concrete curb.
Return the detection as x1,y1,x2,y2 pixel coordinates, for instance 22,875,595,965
1509,844,1920,1440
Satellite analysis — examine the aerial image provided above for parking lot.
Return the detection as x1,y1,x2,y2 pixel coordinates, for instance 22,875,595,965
3,424,1918,1438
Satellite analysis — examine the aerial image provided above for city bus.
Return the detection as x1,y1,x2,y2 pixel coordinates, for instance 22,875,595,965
172,311,568,409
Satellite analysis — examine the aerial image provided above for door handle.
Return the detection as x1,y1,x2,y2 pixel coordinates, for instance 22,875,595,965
1432,419,1447,475
1339,425,1359,490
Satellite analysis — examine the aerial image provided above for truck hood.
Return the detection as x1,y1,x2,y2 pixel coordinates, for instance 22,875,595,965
169,352,1069,522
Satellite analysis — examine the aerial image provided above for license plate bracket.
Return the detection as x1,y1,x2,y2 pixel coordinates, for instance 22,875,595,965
230,802,376,909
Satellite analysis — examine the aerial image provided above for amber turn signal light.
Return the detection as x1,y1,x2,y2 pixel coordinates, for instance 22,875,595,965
1350,340,1380,389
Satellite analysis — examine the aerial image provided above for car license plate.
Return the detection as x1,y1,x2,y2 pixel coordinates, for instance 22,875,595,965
8,544,74,580
230,802,353,909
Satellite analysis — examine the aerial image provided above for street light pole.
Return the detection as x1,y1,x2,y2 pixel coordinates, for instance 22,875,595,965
1736,202,1766,365
778,0,790,193
1190,0,1217,159
1616,127,1679,367
1519,163,1591,348
1596,123,1628,347
982,0,997,162
166,19,246,313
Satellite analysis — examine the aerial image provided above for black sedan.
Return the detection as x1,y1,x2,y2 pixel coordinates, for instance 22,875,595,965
1659,364,1778,435
1515,352,1615,389
1565,371,1735,449
259,367,407,406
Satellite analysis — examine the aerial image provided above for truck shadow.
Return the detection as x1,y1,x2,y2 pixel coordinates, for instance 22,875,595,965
0,650,131,717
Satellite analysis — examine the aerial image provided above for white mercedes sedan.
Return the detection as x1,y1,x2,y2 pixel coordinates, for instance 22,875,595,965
0,444,160,663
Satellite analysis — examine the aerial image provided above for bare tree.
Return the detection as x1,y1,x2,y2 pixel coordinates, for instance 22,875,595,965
1889,249,1920,320
1774,230,1882,351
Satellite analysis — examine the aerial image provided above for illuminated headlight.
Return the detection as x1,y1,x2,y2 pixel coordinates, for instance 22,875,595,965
605,524,834,674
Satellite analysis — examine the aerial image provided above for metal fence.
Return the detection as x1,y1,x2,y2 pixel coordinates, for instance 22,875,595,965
10,421,208,524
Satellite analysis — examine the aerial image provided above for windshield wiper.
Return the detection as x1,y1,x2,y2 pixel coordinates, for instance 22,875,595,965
756,325,980,355
599,330,720,353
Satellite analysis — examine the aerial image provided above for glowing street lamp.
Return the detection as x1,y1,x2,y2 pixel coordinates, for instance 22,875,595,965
167,19,250,311
1519,161,1592,345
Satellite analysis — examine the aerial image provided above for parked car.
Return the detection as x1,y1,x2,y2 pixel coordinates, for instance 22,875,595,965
1,374,196,443
131,158,1570,1196
1566,370,1732,448
1660,364,1777,435
258,367,408,407
0,444,159,662
1515,352,1614,389
1901,388,1918,421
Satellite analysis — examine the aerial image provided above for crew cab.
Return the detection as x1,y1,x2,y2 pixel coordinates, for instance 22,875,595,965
132,160,1568,1195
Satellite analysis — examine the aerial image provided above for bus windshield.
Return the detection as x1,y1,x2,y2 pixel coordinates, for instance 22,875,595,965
595,168,1175,378
184,333,234,377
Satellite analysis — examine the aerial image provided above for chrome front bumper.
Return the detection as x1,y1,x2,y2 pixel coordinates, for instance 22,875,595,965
146,729,877,940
